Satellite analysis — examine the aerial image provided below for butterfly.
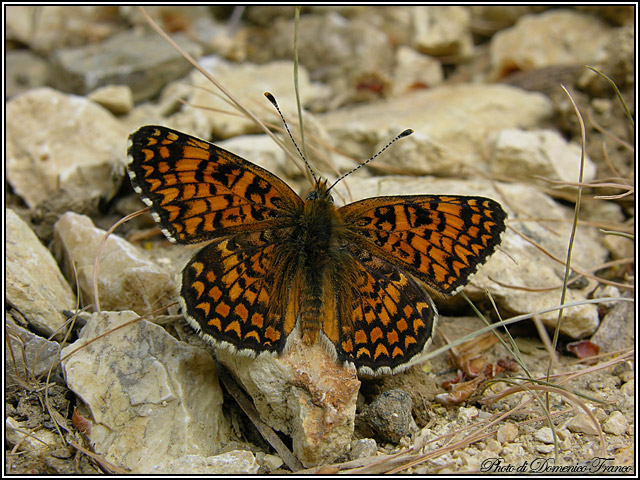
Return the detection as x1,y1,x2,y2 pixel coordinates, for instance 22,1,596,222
127,123,506,376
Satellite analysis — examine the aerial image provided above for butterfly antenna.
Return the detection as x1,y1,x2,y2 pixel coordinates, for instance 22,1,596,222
264,92,318,184
327,128,414,193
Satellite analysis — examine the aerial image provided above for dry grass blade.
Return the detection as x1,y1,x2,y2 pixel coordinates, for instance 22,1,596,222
57,304,176,367
416,296,630,365
545,85,587,383
92,209,149,313
508,225,632,291
486,383,607,457
137,7,288,158
586,65,634,127
66,439,130,474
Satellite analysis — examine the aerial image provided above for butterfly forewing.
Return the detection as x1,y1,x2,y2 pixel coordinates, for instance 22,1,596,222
339,195,507,295
127,126,303,244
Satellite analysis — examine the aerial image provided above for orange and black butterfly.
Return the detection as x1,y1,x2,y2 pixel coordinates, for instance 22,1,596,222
127,121,506,376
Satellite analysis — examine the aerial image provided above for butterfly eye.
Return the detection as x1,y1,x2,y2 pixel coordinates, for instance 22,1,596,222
305,191,318,201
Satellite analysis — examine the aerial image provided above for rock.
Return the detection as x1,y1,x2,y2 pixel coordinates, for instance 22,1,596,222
5,5,121,53
488,128,597,189
497,423,518,444
533,426,555,444
490,9,611,79
578,24,635,94
266,12,394,105
6,315,62,384
150,451,259,474
51,212,176,316
602,232,634,261
358,389,416,443
567,413,600,435
470,5,544,29
60,310,229,473
6,208,77,339
176,58,320,140
50,30,202,102
258,453,284,473
319,84,552,178
411,6,473,58
5,50,50,98
535,444,554,454
590,292,635,352
87,85,134,115
6,416,61,453
215,336,360,468
391,46,444,96
457,406,479,424
6,87,128,209
602,411,629,436
349,438,377,460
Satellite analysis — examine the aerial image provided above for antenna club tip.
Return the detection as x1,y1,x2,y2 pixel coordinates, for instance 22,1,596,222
400,129,414,137
264,92,276,103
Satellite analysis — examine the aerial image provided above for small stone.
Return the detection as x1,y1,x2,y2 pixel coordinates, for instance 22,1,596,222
457,406,479,423
533,427,555,444
535,444,554,454
52,212,176,316
488,128,596,189
484,438,502,454
594,407,608,423
260,454,283,473
150,451,259,475
215,336,359,468
6,417,59,453
50,30,202,101
60,311,229,473
359,389,415,443
88,85,134,115
6,208,77,339
490,9,610,78
6,315,61,383
619,371,634,383
6,87,127,209
620,380,634,396
412,6,473,58
497,423,518,444
567,414,600,435
603,411,629,436
350,438,377,460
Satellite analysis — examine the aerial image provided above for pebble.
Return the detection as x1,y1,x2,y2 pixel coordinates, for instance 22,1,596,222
359,389,415,443
497,423,518,444
603,411,629,435
350,438,378,460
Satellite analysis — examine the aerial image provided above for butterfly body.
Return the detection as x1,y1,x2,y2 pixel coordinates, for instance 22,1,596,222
128,125,506,376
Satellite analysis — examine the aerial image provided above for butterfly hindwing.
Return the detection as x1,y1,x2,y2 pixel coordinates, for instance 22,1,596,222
331,241,437,375
180,229,300,356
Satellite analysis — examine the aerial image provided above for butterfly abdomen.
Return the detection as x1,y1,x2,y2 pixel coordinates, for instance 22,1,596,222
294,185,344,345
